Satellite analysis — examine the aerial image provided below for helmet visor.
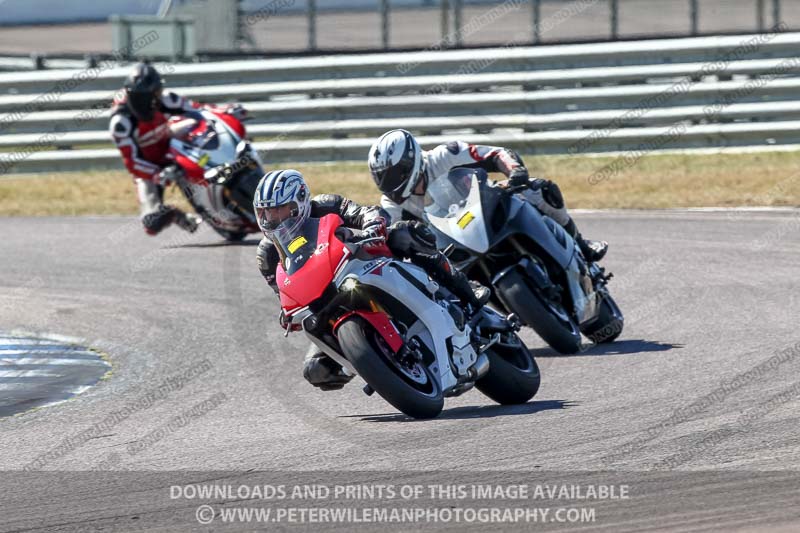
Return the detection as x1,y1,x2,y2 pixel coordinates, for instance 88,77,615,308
256,202,300,238
127,88,161,120
371,157,419,204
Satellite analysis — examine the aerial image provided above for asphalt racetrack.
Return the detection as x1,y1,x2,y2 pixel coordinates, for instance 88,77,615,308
1,209,799,531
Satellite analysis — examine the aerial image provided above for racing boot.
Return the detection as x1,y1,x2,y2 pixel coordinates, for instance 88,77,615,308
392,220,490,313
578,238,608,263
302,347,353,391
448,268,491,314
565,218,607,263
174,210,202,233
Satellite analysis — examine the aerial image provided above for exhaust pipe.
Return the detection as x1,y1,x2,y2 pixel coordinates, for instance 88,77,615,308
472,353,490,380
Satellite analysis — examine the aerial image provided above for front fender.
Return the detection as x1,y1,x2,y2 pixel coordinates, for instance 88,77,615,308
492,257,550,292
333,311,403,353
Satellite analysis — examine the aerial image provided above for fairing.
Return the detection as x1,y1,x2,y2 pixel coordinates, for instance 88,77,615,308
276,214,346,312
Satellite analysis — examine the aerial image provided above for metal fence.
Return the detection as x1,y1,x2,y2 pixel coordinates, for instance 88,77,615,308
0,0,796,66
282,0,793,51
1,29,800,174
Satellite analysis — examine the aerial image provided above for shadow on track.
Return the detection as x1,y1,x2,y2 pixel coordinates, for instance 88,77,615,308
342,399,576,423
164,239,261,249
532,339,683,358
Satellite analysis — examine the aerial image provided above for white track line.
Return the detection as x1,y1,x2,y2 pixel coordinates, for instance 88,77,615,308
0,383,33,391
0,357,108,366
0,370,63,378
0,349,100,357
0,339,64,346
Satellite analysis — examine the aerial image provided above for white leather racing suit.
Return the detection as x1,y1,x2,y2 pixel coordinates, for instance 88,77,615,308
379,140,570,227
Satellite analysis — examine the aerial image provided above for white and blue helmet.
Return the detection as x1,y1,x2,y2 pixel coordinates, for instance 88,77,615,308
253,169,311,240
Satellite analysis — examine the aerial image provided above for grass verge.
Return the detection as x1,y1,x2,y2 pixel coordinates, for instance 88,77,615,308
0,151,798,216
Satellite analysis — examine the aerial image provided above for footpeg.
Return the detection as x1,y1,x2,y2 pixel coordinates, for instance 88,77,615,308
506,313,522,332
363,384,375,396
591,266,614,285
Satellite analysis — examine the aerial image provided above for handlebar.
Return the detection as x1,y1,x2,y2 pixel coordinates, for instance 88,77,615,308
353,236,386,246
504,183,530,195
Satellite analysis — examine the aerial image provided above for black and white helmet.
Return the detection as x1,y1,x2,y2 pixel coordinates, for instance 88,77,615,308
368,129,423,204
123,62,163,121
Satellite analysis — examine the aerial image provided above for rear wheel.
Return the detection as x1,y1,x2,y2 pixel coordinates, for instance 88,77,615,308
582,291,624,344
495,271,582,354
337,317,444,419
476,336,541,405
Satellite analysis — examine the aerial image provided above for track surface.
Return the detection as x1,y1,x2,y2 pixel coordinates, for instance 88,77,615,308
0,210,799,531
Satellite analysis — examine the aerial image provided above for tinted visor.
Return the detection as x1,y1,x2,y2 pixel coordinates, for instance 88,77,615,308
372,157,417,204
127,90,158,121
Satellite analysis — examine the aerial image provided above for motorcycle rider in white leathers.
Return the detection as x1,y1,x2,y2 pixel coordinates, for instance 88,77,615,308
368,129,608,263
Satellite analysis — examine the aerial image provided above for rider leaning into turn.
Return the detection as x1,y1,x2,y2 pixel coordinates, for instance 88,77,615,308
254,169,490,391
109,61,246,236
368,129,608,263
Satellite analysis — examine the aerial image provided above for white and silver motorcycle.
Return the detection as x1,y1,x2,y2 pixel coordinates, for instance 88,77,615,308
425,168,624,354
276,213,541,419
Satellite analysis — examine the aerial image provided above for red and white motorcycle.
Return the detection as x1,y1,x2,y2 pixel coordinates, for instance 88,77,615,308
277,213,541,419
165,109,264,241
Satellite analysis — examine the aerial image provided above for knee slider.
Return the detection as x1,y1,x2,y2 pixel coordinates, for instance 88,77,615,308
141,207,175,235
536,179,565,210
302,355,339,385
387,221,413,256
407,221,437,251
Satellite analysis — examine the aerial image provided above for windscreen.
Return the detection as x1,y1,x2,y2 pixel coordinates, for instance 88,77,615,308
273,217,320,275
424,167,481,218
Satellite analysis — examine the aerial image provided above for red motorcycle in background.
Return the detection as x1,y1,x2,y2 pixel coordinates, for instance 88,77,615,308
165,109,264,241
276,213,541,419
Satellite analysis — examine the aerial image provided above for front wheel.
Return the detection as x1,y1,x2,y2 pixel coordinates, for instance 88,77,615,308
337,317,444,419
495,270,582,355
476,336,541,405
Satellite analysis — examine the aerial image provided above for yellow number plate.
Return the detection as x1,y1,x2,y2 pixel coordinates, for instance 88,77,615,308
457,211,475,229
288,236,308,253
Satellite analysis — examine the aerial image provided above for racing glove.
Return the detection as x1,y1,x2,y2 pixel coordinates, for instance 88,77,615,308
507,166,530,188
360,217,388,249
156,164,183,187
224,103,248,121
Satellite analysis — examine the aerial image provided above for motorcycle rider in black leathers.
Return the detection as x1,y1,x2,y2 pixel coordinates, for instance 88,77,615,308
368,129,608,263
254,169,490,390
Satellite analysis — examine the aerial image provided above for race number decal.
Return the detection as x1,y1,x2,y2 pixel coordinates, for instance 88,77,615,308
457,211,475,229
288,236,308,253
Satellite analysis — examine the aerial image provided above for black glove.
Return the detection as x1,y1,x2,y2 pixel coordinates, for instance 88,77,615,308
507,166,530,187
